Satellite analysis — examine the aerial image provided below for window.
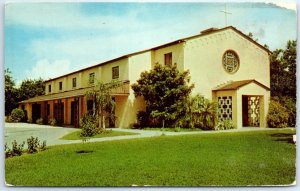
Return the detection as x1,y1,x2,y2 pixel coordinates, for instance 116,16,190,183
112,66,119,79
59,82,62,91
164,52,172,66
72,78,76,88
222,50,240,74
48,85,51,93
89,73,95,84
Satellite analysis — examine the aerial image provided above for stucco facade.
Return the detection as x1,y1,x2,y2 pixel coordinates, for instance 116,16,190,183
20,26,270,129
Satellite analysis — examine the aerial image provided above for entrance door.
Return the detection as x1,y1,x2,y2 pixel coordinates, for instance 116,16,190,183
71,98,79,128
242,95,260,127
54,100,64,125
32,103,41,123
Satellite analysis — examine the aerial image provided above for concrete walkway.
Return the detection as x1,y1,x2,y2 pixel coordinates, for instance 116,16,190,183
5,123,294,146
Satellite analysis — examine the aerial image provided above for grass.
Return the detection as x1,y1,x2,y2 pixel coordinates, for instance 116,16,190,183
5,129,296,186
60,130,139,140
143,127,202,132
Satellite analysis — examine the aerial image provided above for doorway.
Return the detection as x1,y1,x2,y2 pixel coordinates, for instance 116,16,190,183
71,98,79,128
242,95,260,127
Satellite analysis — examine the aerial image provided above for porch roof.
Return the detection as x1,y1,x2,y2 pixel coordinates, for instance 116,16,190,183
212,79,270,91
19,81,130,104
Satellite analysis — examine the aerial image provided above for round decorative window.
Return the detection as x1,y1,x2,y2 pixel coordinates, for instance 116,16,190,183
222,50,239,74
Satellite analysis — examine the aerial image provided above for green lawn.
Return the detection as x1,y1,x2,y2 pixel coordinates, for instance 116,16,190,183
5,129,296,186
60,130,139,140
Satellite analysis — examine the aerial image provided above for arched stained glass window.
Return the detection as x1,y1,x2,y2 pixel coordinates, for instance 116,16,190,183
222,50,239,74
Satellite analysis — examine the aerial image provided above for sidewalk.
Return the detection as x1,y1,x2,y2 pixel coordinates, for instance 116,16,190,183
5,123,293,146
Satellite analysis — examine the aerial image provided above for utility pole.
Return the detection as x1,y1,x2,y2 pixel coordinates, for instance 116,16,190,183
220,4,232,26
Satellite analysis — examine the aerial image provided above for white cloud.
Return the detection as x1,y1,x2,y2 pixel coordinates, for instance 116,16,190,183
24,59,72,80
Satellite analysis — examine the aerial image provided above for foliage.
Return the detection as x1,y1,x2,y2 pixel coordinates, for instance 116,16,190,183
215,119,234,130
187,95,217,130
5,129,295,186
27,136,41,153
132,63,194,128
17,78,45,102
270,40,296,98
10,108,25,122
36,118,44,125
272,96,296,127
40,141,47,151
5,69,45,115
86,80,122,129
267,98,289,128
48,118,56,126
5,140,25,158
5,69,18,115
80,114,101,137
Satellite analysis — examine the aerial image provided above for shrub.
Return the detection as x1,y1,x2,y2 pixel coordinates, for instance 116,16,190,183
5,143,12,158
267,98,289,128
40,141,47,151
80,114,100,137
48,118,56,126
11,140,25,157
10,108,25,122
215,119,234,130
27,136,41,153
174,127,181,132
279,96,296,127
36,118,44,125
5,116,13,123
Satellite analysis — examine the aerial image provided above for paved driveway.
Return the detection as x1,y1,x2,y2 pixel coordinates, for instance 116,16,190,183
5,123,79,146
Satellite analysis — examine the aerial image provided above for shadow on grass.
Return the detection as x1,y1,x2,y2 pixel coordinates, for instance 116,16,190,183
270,133,295,144
76,150,94,154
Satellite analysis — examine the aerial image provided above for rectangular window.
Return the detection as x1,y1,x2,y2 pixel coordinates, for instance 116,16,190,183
89,73,95,84
72,78,76,88
164,52,172,66
59,82,62,91
112,66,119,79
48,85,51,93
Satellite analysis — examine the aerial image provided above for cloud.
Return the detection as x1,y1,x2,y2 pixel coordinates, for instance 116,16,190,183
24,59,72,80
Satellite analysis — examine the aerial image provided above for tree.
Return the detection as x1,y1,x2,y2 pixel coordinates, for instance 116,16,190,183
132,63,194,128
17,78,45,101
270,40,296,98
5,69,18,115
86,80,122,129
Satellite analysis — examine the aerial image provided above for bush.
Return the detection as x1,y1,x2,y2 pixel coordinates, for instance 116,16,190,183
10,108,25,122
267,98,289,128
40,141,47,151
48,118,56,126
27,136,41,153
215,119,234,131
5,143,12,158
5,116,13,123
36,118,44,125
279,96,296,127
80,114,101,137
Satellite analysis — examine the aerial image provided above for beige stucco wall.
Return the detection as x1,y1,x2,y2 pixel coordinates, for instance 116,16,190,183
152,43,184,71
212,90,237,128
45,58,129,95
184,28,270,99
236,82,270,128
113,51,152,128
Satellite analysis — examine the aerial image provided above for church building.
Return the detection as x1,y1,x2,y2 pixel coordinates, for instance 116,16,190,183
20,26,270,129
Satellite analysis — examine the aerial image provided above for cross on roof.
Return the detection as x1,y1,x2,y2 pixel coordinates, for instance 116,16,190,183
220,4,232,26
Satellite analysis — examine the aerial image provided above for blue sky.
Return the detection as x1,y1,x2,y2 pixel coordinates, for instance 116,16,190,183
4,2,297,85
